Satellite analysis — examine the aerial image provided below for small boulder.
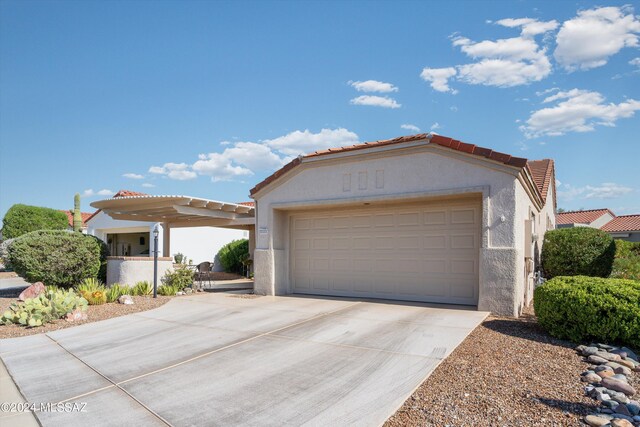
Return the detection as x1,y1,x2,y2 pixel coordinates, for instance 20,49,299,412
615,404,632,416
588,355,609,365
627,401,640,416
65,308,87,322
611,418,634,427
18,282,46,301
601,378,637,397
595,351,622,362
612,374,628,383
118,295,134,305
606,362,632,376
585,414,611,427
616,359,637,370
598,370,615,379
620,347,639,362
583,373,603,384
583,346,600,356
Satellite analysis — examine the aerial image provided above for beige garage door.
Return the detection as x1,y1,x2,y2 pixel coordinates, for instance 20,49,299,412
290,198,481,305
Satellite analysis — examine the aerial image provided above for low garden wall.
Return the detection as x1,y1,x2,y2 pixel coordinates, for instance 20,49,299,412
106,256,173,286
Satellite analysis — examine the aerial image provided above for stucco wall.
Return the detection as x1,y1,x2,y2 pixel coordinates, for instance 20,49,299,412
253,144,536,316
106,256,174,286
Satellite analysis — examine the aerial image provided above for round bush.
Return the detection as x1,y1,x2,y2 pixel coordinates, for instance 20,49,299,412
8,230,101,287
541,227,615,279
2,204,69,239
534,276,640,349
217,239,249,274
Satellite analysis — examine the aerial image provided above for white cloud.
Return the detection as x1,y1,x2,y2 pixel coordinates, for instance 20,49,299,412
192,154,253,182
554,6,640,71
400,124,420,132
349,80,398,93
82,189,113,197
630,57,640,67
420,67,457,93
350,95,401,109
430,122,441,131
123,173,144,179
496,18,559,37
141,183,155,188
557,182,634,201
520,88,640,138
148,163,197,180
450,106,458,112
263,128,359,156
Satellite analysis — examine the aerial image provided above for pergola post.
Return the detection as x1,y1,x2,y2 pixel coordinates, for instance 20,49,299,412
162,222,171,257
248,225,256,274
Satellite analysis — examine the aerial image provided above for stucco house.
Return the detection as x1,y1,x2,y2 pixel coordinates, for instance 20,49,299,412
600,215,640,242
249,133,556,317
556,209,615,229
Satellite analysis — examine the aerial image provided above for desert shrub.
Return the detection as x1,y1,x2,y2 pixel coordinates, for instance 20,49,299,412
534,276,640,349
8,230,101,287
610,240,640,281
158,285,178,296
105,284,125,303
1,204,69,239
86,235,110,283
76,277,104,298
541,227,615,279
85,290,107,305
2,289,88,327
132,281,153,296
0,238,16,270
217,239,249,274
162,266,194,290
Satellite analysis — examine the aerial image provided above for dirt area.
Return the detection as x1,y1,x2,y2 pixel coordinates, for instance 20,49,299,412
0,272,18,279
385,305,626,427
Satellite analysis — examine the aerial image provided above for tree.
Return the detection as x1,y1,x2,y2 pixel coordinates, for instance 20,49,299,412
2,204,69,239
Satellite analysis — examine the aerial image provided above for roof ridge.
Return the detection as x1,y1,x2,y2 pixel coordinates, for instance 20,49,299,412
558,208,612,214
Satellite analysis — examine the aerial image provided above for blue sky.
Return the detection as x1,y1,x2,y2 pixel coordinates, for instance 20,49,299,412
1,0,639,219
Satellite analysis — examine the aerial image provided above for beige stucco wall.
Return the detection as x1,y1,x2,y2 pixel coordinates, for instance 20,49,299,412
253,143,554,316
106,256,174,286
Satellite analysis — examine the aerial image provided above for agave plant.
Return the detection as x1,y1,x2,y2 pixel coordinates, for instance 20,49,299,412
76,277,104,299
132,281,153,296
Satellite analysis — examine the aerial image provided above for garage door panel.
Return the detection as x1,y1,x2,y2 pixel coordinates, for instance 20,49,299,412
291,199,480,305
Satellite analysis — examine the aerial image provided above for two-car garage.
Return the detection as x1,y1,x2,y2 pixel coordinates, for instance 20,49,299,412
289,196,481,305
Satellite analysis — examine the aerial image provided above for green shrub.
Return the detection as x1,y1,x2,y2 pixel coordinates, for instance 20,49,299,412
1,204,69,239
534,276,640,349
161,266,194,289
611,240,640,281
2,289,87,327
86,235,110,283
76,277,104,298
0,238,16,270
158,285,178,296
217,239,249,274
541,227,615,279
132,281,153,296
105,284,124,303
8,230,101,287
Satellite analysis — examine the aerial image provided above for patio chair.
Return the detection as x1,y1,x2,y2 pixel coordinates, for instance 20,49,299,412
194,261,213,289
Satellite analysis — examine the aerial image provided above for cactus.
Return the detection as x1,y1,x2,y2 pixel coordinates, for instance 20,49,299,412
1,289,87,327
85,290,106,305
76,277,104,299
132,281,153,296
73,193,82,232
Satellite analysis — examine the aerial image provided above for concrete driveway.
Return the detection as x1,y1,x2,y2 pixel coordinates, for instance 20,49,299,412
0,293,487,427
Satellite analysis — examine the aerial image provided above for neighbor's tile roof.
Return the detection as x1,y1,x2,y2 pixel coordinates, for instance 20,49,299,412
59,211,94,227
237,201,255,207
527,159,555,204
250,133,552,202
113,189,149,198
556,209,614,225
601,215,640,232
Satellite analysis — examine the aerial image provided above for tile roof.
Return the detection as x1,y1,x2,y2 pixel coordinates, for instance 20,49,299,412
556,209,614,225
59,210,94,227
113,190,149,198
601,215,640,232
250,133,550,204
237,201,255,207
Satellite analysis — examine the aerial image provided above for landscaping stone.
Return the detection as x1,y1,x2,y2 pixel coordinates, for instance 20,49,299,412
596,351,622,362
611,418,634,427
602,399,619,409
616,404,632,417
589,355,610,365
628,401,640,416
601,378,637,397
583,347,600,356
65,308,87,322
118,295,134,305
612,393,630,405
607,362,633,376
584,373,603,384
617,359,637,370
612,374,629,383
598,370,616,379
621,348,639,362
585,414,612,426
18,282,45,301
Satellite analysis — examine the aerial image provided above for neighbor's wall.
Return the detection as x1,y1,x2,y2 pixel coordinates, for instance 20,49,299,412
253,145,523,315
170,227,248,268
106,256,173,286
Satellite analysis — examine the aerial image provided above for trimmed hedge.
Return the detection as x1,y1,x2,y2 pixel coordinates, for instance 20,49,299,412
2,204,69,239
534,276,640,349
8,230,101,287
541,227,615,279
217,239,249,274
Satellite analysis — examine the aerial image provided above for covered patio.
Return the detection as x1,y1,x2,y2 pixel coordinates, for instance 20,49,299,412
90,195,256,286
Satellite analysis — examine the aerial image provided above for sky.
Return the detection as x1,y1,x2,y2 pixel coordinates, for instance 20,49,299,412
1,0,639,219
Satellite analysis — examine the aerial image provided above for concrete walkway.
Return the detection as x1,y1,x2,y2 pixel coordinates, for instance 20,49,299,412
0,276,29,290
0,293,487,426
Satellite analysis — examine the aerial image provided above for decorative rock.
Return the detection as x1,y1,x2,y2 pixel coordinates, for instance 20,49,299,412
596,351,622,362
589,355,609,364
18,282,46,301
583,346,600,356
611,418,634,427
601,378,637,397
583,373,603,384
621,347,639,362
118,295,134,305
597,343,616,351
598,370,615,379
615,404,632,416
607,362,633,376
176,291,184,296
596,391,612,402
576,344,587,353
596,365,613,372
611,349,628,359
627,401,640,416
65,308,87,322
616,359,637,370
585,414,612,427
612,393,630,405
633,415,640,422
612,374,629,383
184,288,193,294
602,399,619,409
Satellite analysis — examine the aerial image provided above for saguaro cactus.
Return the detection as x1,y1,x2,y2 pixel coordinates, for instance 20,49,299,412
73,193,82,232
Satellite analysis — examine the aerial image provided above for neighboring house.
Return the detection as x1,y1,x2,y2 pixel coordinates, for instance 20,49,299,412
59,210,93,233
250,133,556,317
86,190,248,266
600,215,640,242
556,209,615,229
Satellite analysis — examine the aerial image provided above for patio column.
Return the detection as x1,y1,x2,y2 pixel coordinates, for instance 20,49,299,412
162,222,171,257
248,225,255,274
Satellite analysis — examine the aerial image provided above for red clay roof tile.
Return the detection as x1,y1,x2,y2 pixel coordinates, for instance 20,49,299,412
556,209,614,225
59,211,94,228
600,215,640,232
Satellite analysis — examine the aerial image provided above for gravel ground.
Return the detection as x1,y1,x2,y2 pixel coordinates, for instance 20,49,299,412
385,305,625,427
0,272,18,279
0,288,172,339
